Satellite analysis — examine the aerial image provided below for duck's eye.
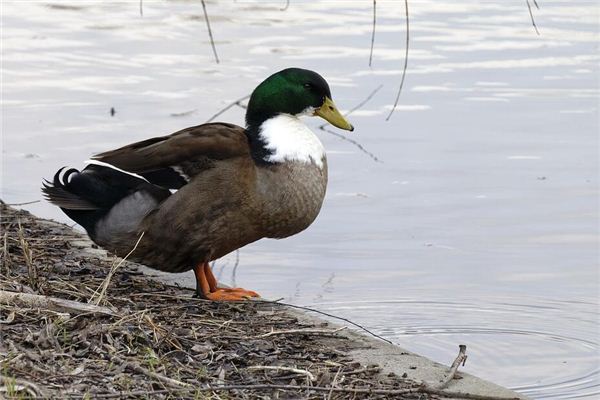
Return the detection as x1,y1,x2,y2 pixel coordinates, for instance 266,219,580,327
303,83,313,90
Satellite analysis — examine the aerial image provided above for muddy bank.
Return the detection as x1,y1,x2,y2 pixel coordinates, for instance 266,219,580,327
0,202,523,399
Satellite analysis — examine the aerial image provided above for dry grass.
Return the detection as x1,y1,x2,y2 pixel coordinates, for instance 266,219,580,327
0,202,426,399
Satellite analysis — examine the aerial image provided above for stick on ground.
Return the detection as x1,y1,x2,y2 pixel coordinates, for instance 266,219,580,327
428,344,468,390
0,290,116,316
89,231,144,306
101,344,192,389
255,326,346,339
247,366,316,382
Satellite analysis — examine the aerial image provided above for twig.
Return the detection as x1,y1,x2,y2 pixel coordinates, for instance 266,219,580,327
17,220,38,292
0,290,115,316
89,232,144,306
139,0,143,17
386,0,409,121
280,0,290,11
327,367,343,400
145,313,184,351
210,87,382,163
66,384,522,399
0,375,45,398
369,0,377,67
428,344,468,390
449,344,468,373
170,109,198,117
318,84,384,163
526,0,540,35
255,326,346,339
321,128,382,163
344,366,380,376
1,231,9,275
318,84,383,130
205,95,251,123
247,366,315,382
101,344,192,389
2,203,522,400
4,200,40,206
201,0,220,64
254,299,393,345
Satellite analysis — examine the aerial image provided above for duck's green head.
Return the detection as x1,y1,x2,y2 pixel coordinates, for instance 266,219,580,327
246,68,353,132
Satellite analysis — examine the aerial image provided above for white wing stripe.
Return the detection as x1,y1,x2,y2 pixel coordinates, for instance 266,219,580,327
84,159,150,183
171,165,190,182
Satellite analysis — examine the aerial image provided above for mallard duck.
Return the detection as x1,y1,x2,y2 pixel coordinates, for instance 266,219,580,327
43,68,353,301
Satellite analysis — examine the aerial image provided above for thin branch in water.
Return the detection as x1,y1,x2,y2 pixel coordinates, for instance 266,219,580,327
526,0,540,35
201,0,220,64
280,0,290,11
533,0,540,9
205,95,251,123
318,85,382,127
139,0,143,17
254,299,393,345
318,84,384,163
231,249,240,287
170,109,198,117
209,88,382,162
369,0,377,67
215,259,227,280
385,0,409,121
344,84,384,120
322,128,382,163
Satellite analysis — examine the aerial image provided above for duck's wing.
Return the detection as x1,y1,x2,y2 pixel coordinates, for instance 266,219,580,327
91,122,251,189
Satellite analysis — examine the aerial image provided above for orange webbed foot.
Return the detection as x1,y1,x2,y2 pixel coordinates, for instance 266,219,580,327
218,287,260,297
205,288,260,301
193,262,260,301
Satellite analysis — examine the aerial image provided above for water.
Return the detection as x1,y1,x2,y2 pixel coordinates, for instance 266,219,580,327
2,1,598,398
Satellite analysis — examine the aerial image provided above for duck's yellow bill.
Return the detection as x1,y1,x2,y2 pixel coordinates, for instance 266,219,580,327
315,97,354,131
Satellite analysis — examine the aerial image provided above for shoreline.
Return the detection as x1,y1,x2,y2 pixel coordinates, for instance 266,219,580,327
0,201,526,399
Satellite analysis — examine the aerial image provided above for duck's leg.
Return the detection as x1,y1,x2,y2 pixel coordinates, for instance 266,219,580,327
204,263,260,297
193,262,259,301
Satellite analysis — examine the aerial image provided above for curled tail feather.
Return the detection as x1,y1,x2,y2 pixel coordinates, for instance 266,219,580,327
42,164,170,239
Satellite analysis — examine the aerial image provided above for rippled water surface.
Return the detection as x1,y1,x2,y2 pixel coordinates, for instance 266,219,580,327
2,1,599,398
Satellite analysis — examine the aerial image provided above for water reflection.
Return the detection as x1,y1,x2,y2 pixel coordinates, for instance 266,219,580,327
315,297,600,399
2,1,598,399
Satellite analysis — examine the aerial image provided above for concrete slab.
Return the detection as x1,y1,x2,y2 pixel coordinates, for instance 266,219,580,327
290,309,527,399
38,217,528,399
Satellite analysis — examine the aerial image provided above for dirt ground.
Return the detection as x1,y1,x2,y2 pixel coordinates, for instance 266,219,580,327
0,202,434,399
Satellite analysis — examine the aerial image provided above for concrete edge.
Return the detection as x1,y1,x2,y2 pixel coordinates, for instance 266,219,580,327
291,309,527,399
36,218,528,399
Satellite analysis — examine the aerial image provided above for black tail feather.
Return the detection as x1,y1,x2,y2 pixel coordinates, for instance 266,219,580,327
42,164,170,236
42,168,99,210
